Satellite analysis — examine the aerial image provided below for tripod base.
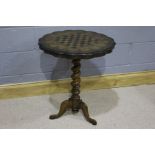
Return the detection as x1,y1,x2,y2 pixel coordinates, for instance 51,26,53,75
49,99,97,125
49,59,97,125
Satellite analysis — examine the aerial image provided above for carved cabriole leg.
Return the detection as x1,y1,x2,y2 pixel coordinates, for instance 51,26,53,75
81,102,97,125
49,100,72,119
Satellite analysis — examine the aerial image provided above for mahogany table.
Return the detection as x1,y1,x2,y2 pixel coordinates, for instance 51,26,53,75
39,30,115,125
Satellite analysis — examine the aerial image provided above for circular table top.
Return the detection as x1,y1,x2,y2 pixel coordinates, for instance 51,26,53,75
39,30,115,59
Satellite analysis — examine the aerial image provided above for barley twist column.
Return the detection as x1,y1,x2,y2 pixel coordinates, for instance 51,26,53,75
69,59,82,112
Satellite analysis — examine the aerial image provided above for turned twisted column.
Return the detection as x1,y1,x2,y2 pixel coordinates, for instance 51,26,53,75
69,59,82,112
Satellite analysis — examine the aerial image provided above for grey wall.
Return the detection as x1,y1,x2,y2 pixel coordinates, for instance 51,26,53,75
0,26,155,84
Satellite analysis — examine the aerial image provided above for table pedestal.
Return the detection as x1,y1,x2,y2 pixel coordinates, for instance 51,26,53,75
49,59,97,125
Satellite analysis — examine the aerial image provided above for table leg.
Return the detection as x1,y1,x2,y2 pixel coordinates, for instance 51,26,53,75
49,100,71,119
81,102,97,125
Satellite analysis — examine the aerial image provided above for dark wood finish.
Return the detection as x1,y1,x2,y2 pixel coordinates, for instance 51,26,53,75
49,59,97,125
39,30,115,125
39,30,115,59
70,59,81,112
49,100,72,119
